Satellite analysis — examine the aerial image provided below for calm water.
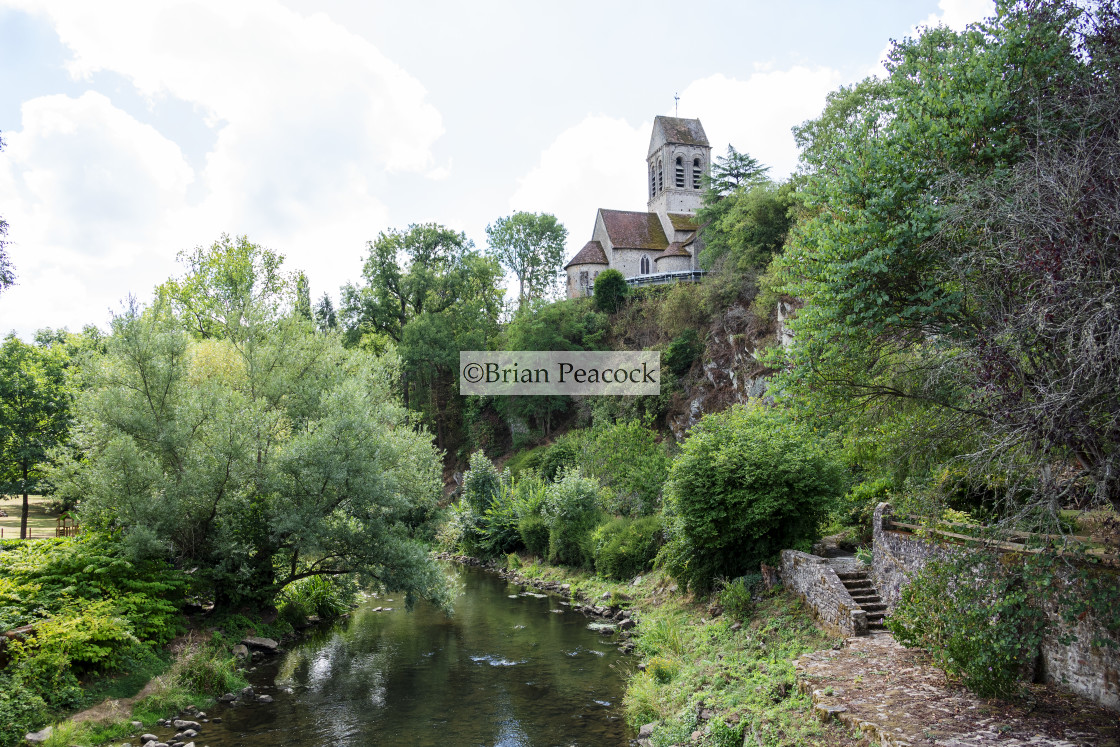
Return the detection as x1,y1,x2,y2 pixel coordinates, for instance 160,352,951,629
177,564,631,746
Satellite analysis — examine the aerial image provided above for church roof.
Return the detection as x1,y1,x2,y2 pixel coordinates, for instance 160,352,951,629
667,213,700,231
654,242,691,260
648,116,709,156
564,240,609,268
600,210,669,250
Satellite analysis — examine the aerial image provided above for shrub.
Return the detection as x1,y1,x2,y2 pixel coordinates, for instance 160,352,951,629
660,404,845,592
839,477,893,543
0,672,47,747
717,574,762,621
663,328,703,377
462,450,502,512
593,269,628,313
591,515,663,581
166,638,248,696
543,469,603,568
887,550,1045,698
581,421,670,516
539,430,586,482
518,514,551,557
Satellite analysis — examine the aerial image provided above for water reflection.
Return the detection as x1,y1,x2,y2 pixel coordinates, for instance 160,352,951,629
188,564,629,746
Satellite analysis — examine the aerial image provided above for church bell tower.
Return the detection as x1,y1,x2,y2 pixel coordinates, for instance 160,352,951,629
646,116,711,216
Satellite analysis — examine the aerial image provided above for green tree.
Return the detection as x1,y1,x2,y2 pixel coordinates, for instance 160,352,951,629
51,251,449,610
158,234,294,340
0,335,72,538
770,0,1120,516
660,404,845,592
704,145,769,198
485,212,568,307
314,292,337,332
697,181,795,272
592,268,628,313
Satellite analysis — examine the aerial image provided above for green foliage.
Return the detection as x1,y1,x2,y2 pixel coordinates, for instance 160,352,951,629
517,514,551,558
164,638,248,697
0,672,48,747
661,404,845,592
698,181,795,273
542,469,603,568
591,515,663,581
462,450,502,513
539,431,586,482
838,478,894,542
52,291,448,611
0,333,73,537
887,550,1046,697
277,574,356,623
593,269,628,313
663,328,703,377
580,420,669,516
485,212,568,306
717,574,762,622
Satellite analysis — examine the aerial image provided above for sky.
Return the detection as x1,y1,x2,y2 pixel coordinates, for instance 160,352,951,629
0,0,994,339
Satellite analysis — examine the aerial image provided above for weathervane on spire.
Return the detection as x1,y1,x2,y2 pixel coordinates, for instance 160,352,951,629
674,92,680,117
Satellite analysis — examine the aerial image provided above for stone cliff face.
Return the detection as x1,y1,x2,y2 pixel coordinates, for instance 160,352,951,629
665,300,795,441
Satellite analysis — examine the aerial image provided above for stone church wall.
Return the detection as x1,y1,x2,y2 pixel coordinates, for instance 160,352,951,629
871,502,1120,711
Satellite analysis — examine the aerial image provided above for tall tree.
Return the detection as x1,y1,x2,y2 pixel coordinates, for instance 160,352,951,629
773,0,1120,519
485,212,568,307
0,335,72,538
704,145,770,199
51,263,449,609
314,292,337,332
158,234,293,340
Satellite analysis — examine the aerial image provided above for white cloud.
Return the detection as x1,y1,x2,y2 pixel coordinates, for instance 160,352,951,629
509,115,649,264
0,92,193,333
677,67,845,180
0,0,446,336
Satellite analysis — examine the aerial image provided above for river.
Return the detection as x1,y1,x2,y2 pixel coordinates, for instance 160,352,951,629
172,564,631,746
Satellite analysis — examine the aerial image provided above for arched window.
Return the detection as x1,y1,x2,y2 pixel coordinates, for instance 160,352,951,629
650,164,656,198
640,255,650,274
675,156,685,187
657,158,663,192
692,157,702,189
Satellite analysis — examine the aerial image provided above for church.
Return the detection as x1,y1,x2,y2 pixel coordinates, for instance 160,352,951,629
564,115,711,298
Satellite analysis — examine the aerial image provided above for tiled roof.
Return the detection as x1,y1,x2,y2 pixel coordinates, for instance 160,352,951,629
655,242,691,260
667,213,700,231
600,210,669,250
564,240,609,268
654,116,709,147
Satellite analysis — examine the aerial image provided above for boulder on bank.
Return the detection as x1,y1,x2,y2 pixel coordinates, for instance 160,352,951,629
240,636,279,652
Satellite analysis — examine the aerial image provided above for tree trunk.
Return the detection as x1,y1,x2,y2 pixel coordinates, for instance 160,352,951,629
19,463,28,540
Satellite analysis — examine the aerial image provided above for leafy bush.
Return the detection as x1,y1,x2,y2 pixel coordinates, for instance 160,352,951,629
838,477,893,543
539,430,587,482
717,574,762,621
165,638,248,696
543,469,603,568
593,269,628,313
0,673,48,747
663,328,703,377
581,420,670,516
887,550,1046,697
518,514,551,557
660,404,845,592
591,515,663,581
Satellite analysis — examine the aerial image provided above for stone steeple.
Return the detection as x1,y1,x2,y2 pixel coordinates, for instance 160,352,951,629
646,116,711,216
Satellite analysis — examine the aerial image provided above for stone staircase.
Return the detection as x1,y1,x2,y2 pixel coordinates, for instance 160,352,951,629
836,570,887,631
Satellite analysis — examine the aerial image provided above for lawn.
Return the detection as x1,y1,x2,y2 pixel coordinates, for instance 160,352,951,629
0,494,62,539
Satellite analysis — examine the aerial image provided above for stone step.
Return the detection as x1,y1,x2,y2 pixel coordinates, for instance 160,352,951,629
835,572,868,581
843,581,873,591
849,590,880,599
860,603,887,613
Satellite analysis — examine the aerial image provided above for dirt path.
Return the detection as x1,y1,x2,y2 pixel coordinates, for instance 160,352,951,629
68,678,162,724
795,633,1120,746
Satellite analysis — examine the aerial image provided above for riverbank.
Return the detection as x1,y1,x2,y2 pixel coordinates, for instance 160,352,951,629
446,552,866,747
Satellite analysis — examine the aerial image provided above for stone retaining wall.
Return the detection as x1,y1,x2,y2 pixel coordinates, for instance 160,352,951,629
870,502,1120,712
779,550,867,636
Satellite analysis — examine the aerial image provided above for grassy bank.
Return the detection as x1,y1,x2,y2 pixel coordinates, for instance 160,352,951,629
511,558,865,747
